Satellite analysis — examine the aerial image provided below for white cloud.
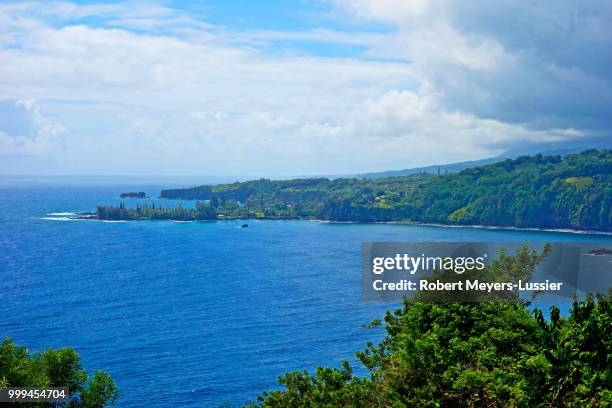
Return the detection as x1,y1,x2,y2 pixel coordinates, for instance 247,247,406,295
0,0,606,175
329,0,612,130
0,100,65,157
331,0,430,24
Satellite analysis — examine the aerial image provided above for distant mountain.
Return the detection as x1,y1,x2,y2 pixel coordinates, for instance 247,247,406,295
501,138,611,158
356,156,502,178
355,140,611,179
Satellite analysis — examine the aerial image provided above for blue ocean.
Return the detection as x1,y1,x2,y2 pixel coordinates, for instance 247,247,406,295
1,176,609,407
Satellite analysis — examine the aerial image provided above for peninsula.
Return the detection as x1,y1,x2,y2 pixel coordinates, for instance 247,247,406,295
90,150,611,232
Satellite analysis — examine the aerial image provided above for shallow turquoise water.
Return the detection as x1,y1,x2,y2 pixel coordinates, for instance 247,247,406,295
0,178,609,406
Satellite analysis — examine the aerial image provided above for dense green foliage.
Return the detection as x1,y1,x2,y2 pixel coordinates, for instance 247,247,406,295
161,175,430,203
96,174,431,220
246,247,611,407
149,150,612,231
96,201,217,221
407,149,611,231
159,174,432,220
0,338,118,407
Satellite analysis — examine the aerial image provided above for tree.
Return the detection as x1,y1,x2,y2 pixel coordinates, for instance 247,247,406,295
0,338,119,407
210,196,219,208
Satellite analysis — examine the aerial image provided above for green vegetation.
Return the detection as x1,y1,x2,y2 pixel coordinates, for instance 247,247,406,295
96,201,217,221
159,173,433,220
245,246,611,407
96,174,431,221
404,149,611,231
94,150,611,231
0,338,118,407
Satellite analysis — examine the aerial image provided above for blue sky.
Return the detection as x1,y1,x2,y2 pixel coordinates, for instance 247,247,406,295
0,1,610,176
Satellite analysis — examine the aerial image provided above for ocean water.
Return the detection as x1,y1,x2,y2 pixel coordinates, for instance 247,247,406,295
0,177,609,407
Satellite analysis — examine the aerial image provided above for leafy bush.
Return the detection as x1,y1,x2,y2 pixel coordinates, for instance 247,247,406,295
0,339,119,407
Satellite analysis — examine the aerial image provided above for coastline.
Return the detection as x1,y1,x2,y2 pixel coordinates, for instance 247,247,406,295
44,212,612,235
318,219,612,236
393,220,612,236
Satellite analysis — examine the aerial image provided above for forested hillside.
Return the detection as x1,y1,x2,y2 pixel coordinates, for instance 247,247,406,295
405,149,611,231
101,150,611,231
160,174,432,205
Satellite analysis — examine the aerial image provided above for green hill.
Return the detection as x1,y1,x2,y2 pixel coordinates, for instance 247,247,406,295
102,150,611,231
404,149,611,231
